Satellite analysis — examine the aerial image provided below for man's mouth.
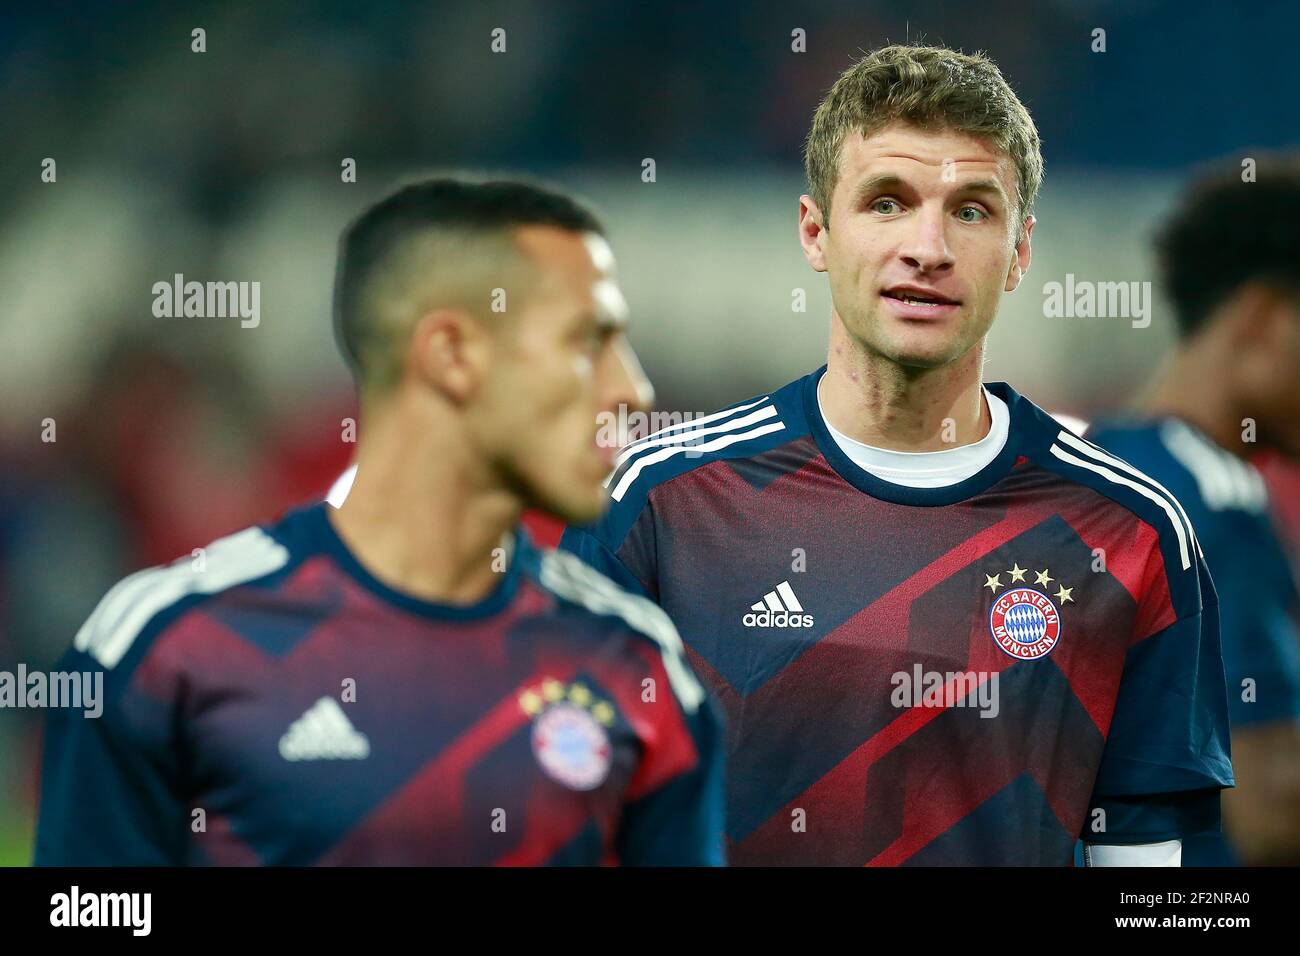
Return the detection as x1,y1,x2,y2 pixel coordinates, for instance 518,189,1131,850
880,286,962,317
881,286,960,306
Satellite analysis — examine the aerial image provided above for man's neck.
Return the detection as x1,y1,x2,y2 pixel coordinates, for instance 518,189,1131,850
819,321,990,452
329,404,522,606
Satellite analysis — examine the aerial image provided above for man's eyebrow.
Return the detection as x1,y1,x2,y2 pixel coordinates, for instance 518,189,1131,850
952,178,1010,204
851,174,908,202
851,173,1010,205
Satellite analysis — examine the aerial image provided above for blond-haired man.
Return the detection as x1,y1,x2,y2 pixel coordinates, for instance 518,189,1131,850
564,45,1231,866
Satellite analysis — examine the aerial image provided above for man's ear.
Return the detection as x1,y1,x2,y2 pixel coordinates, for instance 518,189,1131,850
1004,214,1035,292
407,307,491,404
799,195,829,273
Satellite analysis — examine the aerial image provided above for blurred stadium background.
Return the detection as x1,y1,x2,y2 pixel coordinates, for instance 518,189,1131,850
2,0,1298,864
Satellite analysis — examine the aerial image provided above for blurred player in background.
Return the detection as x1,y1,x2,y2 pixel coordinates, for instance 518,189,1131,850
563,44,1231,865
1088,160,1300,865
36,177,725,866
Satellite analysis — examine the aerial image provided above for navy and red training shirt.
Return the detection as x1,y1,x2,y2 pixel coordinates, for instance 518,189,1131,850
36,501,724,865
1089,416,1300,865
562,366,1234,866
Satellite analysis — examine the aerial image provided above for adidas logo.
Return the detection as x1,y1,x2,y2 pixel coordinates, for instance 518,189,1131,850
743,581,814,628
278,697,370,761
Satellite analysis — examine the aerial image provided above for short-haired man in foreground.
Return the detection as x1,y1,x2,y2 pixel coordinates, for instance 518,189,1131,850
37,177,724,866
1089,160,1300,866
564,45,1232,865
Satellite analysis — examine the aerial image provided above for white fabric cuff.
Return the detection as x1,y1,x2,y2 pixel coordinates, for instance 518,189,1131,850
1084,839,1182,867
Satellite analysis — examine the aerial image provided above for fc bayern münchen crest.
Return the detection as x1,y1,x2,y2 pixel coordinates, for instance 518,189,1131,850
983,563,1073,660
989,587,1063,660
530,701,612,791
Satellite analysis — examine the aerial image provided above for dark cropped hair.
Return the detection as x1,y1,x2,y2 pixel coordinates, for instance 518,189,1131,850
1156,157,1300,338
333,176,603,383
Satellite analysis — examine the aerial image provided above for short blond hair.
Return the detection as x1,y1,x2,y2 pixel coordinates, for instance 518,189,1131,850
804,44,1043,243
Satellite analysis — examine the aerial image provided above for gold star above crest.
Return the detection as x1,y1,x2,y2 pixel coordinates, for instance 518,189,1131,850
1008,563,1027,583
1035,569,1054,587
521,678,618,726
1055,585,1074,604
983,573,1004,593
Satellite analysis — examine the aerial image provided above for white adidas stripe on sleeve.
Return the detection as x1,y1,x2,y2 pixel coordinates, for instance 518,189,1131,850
1056,430,1200,553
607,403,780,477
538,550,705,714
615,396,772,458
74,527,291,669
1160,421,1267,513
610,421,787,502
1049,441,1193,571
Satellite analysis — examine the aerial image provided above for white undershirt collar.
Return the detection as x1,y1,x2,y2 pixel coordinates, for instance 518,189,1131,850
816,379,1010,489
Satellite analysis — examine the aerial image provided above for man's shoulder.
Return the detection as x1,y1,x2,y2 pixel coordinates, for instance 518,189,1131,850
1009,402,1186,540
1090,417,1270,521
1087,418,1280,557
594,372,815,532
524,547,706,714
71,516,303,675
997,397,1207,618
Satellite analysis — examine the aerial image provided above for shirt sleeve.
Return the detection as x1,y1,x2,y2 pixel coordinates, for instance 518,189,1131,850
1205,537,1300,726
560,501,659,601
1086,552,1234,843
35,646,189,866
616,694,726,866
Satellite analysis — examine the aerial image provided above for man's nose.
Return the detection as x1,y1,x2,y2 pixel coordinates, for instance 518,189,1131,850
898,208,954,273
602,336,653,418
